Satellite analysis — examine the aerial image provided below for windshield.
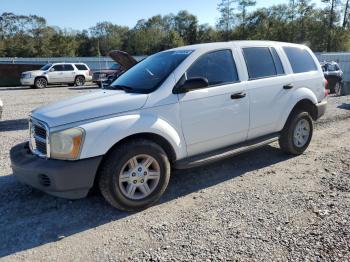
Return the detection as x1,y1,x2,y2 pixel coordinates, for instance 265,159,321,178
110,50,193,93
40,64,52,71
110,63,120,70
326,64,339,72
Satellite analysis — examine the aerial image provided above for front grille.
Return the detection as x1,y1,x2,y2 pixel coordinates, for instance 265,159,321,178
30,119,49,157
92,72,107,81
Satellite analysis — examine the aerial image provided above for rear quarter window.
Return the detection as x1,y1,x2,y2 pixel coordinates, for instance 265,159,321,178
75,64,88,70
283,47,317,73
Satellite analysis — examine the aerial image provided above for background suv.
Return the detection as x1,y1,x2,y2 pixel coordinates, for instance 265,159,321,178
20,63,92,89
321,61,344,95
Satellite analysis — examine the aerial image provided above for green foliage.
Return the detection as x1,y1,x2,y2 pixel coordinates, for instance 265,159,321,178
0,1,350,58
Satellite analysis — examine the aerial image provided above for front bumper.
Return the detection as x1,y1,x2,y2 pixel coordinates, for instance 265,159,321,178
20,78,35,86
10,142,103,199
316,100,327,119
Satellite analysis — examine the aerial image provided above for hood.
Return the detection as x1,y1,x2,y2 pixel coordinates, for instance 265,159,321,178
109,50,138,70
22,70,46,76
93,69,118,75
32,90,148,127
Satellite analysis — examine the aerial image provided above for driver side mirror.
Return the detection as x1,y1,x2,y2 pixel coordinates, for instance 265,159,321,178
174,77,209,94
49,68,55,72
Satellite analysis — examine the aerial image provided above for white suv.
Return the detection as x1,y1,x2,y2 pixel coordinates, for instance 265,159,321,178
11,41,328,211
20,63,92,88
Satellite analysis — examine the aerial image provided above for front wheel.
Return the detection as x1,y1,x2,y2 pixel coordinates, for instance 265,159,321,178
98,139,171,211
279,111,313,155
34,77,47,89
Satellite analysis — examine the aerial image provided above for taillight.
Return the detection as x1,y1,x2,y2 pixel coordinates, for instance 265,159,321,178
89,70,92,76
324,79,328,97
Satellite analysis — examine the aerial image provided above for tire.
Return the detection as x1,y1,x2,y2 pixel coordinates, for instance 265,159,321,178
335,82,343,96
74,76,85,86
98,139,171,211
34,77,47,89
279,111,313,155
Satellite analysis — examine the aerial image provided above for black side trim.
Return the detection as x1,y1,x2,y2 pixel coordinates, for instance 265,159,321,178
174,133,280,169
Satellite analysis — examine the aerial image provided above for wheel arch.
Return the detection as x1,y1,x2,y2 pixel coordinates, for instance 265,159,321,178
79,114,186,161
34,75,48,82
75,74,85,80
277,87,319,131
105,132,177,163
280,98,318,132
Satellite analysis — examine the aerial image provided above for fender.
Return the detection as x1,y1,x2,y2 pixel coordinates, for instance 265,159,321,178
79,113,186,160
276,87,318,131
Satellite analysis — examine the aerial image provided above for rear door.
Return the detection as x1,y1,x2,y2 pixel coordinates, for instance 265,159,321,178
241,46,295,139
178,49,250,157
63,64,76,82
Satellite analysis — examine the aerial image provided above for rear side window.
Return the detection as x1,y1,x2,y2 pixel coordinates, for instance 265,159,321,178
187,49,239,86
243,47,277,79
283,47,317,73
64,64,74,71
75,64,88,70
271,48,285,75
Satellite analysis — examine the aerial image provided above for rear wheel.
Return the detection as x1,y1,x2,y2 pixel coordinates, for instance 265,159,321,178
279,111,313,155
34,77,47,89
335,82,343,96
98,139,171,211
74,76,85,86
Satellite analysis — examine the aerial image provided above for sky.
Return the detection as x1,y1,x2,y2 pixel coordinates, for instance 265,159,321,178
1,0,324,31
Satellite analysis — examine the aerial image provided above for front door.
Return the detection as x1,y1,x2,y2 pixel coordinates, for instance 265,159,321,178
177,49,250,157
47,64,64,83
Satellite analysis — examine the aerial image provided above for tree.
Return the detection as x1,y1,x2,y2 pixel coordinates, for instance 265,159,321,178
235,0,256,25
174,10,198,44
343,0,350,28
217,0,236,40
322,0,341,51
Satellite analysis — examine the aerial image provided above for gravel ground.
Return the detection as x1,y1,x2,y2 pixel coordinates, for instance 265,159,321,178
0,86,349,261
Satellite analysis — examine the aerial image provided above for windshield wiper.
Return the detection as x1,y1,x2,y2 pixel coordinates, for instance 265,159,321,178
107,85,134,92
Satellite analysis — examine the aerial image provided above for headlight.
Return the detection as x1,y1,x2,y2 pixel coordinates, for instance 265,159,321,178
50,128,85,160
24,73,32,79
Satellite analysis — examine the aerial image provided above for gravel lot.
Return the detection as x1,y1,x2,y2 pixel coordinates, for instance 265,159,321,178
0,85,349,261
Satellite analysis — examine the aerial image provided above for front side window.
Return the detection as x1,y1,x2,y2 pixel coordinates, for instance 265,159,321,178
243,47,277,80
186,49,239,86
283,46,317,73
52,65,64,71
111,50,192,93
64,64,74,71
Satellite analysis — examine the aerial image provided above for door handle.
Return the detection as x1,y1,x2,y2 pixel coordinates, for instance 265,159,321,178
283,84,294,90
231,92,246,99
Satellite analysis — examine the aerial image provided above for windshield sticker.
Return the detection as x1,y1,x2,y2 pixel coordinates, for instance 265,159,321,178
172,50,193,55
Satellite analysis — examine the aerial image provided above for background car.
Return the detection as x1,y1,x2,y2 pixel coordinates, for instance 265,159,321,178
321,61,344,95
20,63,92,89
92,51,137,87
